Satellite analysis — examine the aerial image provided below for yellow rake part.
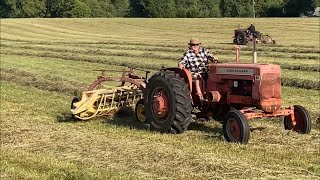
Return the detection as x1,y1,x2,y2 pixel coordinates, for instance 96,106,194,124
71,85,142,120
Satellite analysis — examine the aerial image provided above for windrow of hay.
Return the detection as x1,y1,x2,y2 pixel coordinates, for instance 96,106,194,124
3,38,320,54
281,77,320,90
1,67,87,96
2,41,319,61
2,42,319,72
2,50,319,90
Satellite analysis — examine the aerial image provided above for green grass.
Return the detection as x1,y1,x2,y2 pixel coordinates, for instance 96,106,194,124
1,18,319,179
1,81,320,179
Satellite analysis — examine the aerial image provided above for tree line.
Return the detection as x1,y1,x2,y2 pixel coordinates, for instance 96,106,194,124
0,0,319,18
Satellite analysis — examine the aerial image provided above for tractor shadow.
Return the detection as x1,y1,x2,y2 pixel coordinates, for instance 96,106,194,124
188,119,267,140
56,108,150,130
56,107,149,130
57,112,80,123
217,42,237,45
57,110,266,139
188,120,223,139
103,107,150,131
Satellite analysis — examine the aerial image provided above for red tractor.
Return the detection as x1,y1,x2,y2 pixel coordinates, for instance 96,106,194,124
142,62,311,143
71,57,311,144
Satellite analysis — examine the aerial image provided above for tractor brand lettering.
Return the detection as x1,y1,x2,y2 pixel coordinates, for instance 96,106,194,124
216,68,254,75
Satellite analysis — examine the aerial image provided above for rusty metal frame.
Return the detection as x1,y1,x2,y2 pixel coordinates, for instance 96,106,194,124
88,67,149,91
240,106,295,122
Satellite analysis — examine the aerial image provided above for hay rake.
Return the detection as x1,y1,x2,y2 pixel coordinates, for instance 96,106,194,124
71,67,149,120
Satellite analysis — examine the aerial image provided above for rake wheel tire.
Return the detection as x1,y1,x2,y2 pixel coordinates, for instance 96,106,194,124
145,70,192,134
71,96,81,121
135,99,147,123
223,109,250,144
284,105,311,134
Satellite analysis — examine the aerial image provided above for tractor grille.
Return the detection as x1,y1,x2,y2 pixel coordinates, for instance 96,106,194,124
260,73,281,100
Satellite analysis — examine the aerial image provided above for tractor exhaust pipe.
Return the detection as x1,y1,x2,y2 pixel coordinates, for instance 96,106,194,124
236,46,240,63
253,36,257,63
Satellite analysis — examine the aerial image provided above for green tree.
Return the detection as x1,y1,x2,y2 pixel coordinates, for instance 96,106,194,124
186,5,199,18
140,0,176,17
69,0,91,17
254,0,285,17
46,0,99,17
0,0,46,18
175,0,200,18
284,0,315,16
200,0,221,17
129,0,145,17
210,0,222,17
220,0,237,17
112,0,130,16
0,0,16,17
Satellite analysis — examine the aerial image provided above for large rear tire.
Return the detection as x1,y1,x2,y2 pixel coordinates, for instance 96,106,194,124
223,109,250,144
145,70,192,134
284,105,311,134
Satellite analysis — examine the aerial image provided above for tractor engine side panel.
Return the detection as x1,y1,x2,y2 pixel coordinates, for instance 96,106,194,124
207,63,282,113
257,65,282,112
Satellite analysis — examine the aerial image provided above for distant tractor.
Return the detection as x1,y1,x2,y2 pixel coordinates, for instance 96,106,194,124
233,28,276,45
71,53,311,144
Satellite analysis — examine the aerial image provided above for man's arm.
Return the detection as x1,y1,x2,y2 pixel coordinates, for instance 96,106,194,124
178,53,188,69
203,48,214,61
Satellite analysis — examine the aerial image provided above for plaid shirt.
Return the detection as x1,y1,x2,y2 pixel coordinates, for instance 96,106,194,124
179,48,213,77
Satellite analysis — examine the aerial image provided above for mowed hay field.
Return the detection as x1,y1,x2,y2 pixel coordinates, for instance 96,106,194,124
1,18,319,179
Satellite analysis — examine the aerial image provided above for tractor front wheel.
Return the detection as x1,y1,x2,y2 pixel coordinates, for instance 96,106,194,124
223,110,250,144
284,105,311,134
145,70,192,134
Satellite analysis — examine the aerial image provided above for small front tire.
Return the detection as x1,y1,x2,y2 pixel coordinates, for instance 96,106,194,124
284,105,311,134
223,110,250,144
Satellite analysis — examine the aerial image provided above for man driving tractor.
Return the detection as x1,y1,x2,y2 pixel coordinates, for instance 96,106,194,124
247,23,256,34
178,37,217,101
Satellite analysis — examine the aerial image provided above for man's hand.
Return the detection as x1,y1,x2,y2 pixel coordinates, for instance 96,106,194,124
213,56,219,63
178,64,186,70
209,56,219,63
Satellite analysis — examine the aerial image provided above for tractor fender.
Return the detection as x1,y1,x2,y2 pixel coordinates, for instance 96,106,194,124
161,67,193,93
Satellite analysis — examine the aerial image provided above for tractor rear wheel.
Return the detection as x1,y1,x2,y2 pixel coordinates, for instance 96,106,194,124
145,70,192,134
135,99,147,123
284,105,311,134
236,32,247,45
223,109,250,144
